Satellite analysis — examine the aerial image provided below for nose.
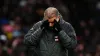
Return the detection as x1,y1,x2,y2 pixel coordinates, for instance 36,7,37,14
48,18,54,23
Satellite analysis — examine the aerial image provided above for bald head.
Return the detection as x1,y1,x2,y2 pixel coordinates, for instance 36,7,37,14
44,7,59,19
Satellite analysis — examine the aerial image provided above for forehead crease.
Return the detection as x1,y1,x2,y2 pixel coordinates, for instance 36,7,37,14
47,9,56,16
47,9,54,14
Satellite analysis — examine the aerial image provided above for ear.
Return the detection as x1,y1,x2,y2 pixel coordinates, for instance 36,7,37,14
56,16,60,22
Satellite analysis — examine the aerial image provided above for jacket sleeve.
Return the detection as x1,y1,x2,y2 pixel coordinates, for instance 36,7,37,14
24,22,43,56
58,22,77,49
24,21,43,46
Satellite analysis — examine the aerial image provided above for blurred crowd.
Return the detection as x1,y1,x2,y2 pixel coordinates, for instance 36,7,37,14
0,0,100,56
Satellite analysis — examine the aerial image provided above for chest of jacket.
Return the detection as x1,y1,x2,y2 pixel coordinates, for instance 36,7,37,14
36,29,68,56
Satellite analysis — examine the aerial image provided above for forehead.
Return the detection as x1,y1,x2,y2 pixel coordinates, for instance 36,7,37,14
45,8,57,18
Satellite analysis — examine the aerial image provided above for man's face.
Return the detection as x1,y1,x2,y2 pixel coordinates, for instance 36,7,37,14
48,16,57,23
46,15,59,27
45,12,59,23
44,11,59,27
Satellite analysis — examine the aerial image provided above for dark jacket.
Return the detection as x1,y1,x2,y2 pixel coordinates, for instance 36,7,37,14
24,16,77,56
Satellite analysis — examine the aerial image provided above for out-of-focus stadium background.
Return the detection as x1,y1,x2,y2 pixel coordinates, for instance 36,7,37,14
0,0,100,56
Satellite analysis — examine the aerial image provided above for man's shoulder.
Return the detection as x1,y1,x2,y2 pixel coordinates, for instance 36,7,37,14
63,21,72,26
32,21,42,27
35,21,42,25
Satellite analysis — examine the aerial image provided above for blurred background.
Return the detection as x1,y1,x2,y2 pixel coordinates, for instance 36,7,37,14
0,0,100,56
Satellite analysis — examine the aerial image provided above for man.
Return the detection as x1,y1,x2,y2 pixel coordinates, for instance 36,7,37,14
24,7,77,56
